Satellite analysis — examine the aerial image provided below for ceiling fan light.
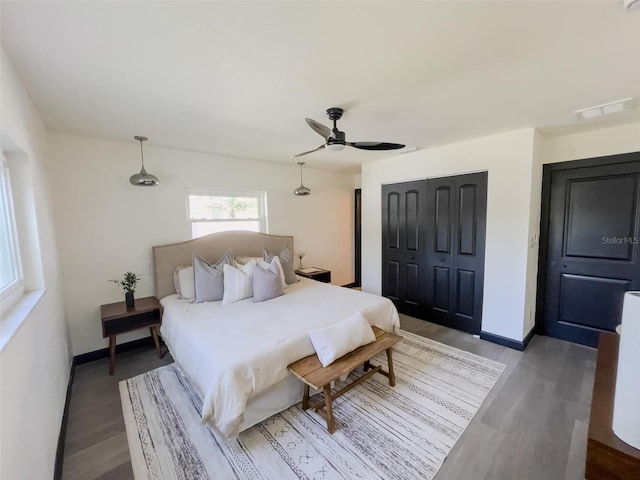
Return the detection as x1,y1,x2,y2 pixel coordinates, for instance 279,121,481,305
326,143,345,151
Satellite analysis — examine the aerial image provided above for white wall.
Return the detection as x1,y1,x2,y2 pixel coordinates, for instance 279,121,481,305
362,123,640,344
522,131,545,338
0,50,71,480
543,122,640,165
362,129,537,341
46,133,358,355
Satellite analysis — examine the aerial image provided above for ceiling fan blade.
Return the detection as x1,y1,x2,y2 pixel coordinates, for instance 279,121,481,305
291,144,325,158
348,142,406,151
305,118,331,140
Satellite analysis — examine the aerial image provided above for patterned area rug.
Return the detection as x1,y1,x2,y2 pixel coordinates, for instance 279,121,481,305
120,330,505,480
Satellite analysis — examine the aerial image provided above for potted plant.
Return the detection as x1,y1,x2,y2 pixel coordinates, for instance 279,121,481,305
110,271,140,308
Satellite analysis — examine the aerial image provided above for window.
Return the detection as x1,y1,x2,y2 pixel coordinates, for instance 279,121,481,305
187,189,267,239
0,154,23,308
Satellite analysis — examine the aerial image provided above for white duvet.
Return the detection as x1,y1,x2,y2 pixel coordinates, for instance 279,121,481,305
159,277,400,437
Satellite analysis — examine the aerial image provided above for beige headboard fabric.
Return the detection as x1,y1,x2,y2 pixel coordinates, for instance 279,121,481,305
153,231,294,300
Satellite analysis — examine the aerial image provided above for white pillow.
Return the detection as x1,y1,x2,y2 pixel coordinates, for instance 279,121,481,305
222,260,256,305
258,256,287,290
237,256,262,265
308,311,376,367
176,266,195,300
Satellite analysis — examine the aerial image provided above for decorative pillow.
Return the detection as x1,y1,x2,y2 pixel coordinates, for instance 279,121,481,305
175,266,195,300
263,245,297,285
308,311,376,367
258,256,287,290
253,260,285,302
237,256,262,265
222,260,257,305
173,268,182,297
193,251,234,303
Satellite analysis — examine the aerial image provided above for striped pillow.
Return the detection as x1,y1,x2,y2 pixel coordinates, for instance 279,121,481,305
221,260,257,305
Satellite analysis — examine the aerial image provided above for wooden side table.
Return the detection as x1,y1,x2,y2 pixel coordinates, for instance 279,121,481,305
295,268,331,283
586,332,640,478
100,296,164,375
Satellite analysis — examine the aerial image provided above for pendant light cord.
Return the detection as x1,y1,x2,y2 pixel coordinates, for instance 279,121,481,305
139,139,145,169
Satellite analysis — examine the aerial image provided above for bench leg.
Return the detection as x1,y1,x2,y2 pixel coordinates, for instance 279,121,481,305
363,360,372,372
302,384,310,410
386,347,396,387
323,384,335,434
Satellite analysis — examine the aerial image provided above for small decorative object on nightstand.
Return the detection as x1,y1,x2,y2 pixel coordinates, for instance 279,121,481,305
296,267,331,283
100,296,164,375
109,271,140,308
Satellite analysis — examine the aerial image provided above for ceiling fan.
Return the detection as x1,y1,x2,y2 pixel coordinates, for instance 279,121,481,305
292,107,405,158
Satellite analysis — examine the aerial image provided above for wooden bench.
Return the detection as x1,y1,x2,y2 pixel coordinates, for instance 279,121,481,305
288,326,403,434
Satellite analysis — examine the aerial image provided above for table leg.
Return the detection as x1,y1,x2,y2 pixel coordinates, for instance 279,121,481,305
109,335,116,375
150,326,163,358
302,384,310,410
323,384,335,434
386,347,396,387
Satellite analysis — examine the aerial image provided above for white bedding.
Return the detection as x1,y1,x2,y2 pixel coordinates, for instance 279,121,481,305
159,277,400,437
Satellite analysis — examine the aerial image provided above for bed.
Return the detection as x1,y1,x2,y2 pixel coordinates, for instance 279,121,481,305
153,231,400,437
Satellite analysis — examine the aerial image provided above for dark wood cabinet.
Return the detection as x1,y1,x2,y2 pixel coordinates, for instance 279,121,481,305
586,332,640,479
100,296,164,375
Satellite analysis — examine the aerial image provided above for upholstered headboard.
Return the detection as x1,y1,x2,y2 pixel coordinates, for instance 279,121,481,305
152,231,294,300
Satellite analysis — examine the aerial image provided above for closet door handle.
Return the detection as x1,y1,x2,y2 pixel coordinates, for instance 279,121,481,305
440,258,445,262
409,255,415,259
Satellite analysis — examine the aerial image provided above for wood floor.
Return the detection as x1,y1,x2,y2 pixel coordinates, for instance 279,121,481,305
61,315,596,479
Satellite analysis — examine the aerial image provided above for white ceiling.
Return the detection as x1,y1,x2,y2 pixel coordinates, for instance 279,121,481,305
2,1,640,173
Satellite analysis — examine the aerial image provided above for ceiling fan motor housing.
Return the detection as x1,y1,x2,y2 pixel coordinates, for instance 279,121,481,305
326,107,344,121
326,108,346,147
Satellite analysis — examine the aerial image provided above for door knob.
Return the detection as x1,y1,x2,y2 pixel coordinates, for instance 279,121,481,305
409,255,414,259
440,258,444,262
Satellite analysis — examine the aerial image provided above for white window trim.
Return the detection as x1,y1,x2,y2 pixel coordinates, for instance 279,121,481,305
185,187,268,238
0,154,23,308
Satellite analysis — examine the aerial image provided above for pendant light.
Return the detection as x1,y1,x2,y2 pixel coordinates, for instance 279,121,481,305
294,161,311,196
129,136,159,186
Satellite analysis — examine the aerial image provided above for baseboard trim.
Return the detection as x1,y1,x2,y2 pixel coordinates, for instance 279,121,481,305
480,329,535,351
54,357,76,480
341,282,357,288
74,336,161,365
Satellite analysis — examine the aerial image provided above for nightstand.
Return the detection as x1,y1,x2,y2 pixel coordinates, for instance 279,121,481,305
295,268,332,283
100,296,164,375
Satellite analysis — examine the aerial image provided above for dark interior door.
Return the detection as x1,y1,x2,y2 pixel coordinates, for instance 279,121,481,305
542,158,640,346
425,172,487,334
381,180,427,316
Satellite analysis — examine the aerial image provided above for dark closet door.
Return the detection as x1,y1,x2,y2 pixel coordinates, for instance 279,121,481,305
425,172,487,334
542,159,640,346
381,180,427,316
